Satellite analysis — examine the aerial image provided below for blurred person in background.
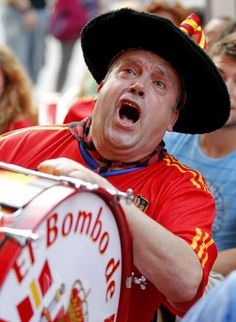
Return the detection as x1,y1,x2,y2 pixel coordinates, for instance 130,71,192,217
204,16,233,51
0,44,38,134
48,0,100,93
146,0,191,25
2,0,49,84
219,19,236,40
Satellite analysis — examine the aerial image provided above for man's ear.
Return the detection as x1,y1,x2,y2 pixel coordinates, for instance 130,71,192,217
94,81,104,101
167,109,179,132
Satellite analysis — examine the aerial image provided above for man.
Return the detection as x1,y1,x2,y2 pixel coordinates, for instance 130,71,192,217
0,8,230,322
165,32,236,278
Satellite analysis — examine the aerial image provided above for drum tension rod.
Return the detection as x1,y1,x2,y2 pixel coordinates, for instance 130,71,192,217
0,227,38,246
108,188,134,205
126,272,147,290
0,205,23,221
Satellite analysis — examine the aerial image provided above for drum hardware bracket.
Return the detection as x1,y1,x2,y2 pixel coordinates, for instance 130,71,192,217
0,227,38,246
126,272,147,290
0,206,23,222
108,188,134,205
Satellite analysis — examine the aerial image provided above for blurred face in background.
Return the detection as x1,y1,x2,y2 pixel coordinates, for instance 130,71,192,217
205,18,231,50
213,54,236,127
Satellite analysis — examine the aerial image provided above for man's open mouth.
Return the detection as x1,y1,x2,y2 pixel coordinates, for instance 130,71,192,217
119,100,140,124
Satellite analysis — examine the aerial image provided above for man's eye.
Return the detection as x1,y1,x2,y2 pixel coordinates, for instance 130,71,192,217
154,80,165,89
124,68,136,75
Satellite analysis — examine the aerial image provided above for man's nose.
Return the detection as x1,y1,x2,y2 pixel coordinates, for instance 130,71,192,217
129,81,145,97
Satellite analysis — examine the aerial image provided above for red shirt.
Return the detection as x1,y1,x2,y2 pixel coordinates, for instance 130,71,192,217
0,125,217,322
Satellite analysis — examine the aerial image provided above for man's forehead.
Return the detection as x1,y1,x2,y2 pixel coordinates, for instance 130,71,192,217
110,49,172,70
110,49,179,76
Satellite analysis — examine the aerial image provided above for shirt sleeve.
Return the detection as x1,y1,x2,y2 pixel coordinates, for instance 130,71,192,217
153,158,217,316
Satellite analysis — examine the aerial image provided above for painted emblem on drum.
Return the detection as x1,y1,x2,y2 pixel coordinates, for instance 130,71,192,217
40,279,90,322
133,194,149,212
66,280,90,321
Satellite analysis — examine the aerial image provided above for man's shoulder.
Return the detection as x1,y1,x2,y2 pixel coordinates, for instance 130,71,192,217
0,124,74,168
161,154,210,193
0,124,70,143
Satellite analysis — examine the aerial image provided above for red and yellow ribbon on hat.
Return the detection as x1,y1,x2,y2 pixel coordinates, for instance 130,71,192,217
180,13,207,50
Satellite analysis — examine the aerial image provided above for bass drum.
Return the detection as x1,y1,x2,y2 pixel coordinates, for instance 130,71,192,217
0,162,132,322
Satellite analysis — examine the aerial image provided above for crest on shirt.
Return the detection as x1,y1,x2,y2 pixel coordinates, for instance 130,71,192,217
133,194,149,212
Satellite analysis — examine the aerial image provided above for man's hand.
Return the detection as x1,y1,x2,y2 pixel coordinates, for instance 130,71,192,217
38,158,114,191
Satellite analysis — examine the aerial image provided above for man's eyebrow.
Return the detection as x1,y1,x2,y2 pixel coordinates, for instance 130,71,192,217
153,62,174,77
115,56,172,80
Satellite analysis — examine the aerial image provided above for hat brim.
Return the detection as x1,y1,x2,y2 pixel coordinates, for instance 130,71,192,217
81,8,230,134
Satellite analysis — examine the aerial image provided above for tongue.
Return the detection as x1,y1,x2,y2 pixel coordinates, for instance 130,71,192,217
121,115,134,124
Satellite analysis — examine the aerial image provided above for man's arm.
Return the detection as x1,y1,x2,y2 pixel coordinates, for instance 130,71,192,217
38,157,204,304
120,199,203,303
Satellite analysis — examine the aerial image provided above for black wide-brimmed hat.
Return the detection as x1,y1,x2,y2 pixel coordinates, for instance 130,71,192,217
81,8,230,134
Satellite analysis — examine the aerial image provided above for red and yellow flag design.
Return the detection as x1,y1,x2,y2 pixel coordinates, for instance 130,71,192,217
191,227,214,268
180,12,207,50
17,260,53,322
164,155,211,192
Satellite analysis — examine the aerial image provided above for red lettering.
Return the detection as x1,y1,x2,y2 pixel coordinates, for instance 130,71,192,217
62,213,73,236
99,232,109,254
104,314,116,322
28,242,35,264
74,211,92,234
47,213,58,247
105,258,120,301
105,258,120,283
13,257,28,283
90,207,102,242
13,243,35,283
106,280,115,301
